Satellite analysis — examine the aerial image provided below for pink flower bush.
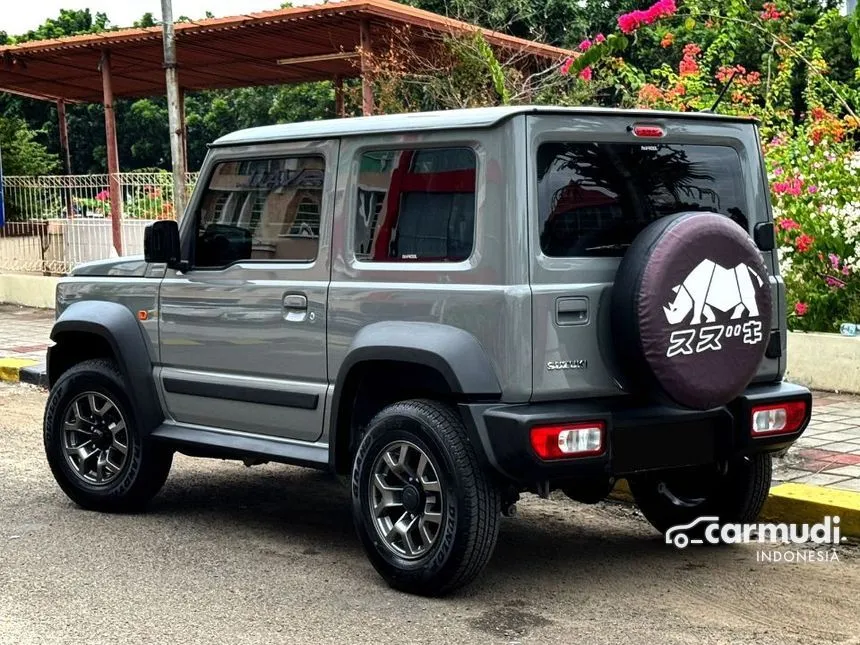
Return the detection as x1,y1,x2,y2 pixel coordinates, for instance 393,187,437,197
773,177,804,196
760,2,782,21
795,233,814,253
594,33,606,43
794,301,808,316
618,0,677,34
560,57,574,75
679,43,701,76
779,218,801,231
579,39,592,52
579,67,593,81
95,189,110,202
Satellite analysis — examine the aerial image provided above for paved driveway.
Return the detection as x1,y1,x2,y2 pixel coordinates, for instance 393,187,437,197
2,383,859,645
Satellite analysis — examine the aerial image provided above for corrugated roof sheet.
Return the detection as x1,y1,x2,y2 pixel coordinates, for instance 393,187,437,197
0,0,572,103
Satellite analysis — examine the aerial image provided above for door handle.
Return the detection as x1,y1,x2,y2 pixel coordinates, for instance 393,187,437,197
283,294,308,322
556,297,589,326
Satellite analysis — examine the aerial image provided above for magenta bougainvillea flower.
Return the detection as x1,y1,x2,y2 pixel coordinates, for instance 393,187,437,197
560,56,574,75
618,0,677,34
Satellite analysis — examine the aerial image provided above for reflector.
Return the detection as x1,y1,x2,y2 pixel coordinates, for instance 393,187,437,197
750,400,807,435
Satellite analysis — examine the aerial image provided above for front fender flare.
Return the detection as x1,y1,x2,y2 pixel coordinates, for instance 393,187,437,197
49,300,163,434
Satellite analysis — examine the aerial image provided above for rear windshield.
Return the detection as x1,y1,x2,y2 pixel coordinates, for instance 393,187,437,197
537,142,747,257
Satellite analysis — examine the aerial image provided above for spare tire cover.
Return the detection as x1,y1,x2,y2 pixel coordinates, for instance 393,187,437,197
611,212,772,410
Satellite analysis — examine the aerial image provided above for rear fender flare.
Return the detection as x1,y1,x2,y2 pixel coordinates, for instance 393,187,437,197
329,321,502,471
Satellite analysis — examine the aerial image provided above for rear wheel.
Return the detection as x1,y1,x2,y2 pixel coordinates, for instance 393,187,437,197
352,399,501,596
628,453,772,536
44,359,173,513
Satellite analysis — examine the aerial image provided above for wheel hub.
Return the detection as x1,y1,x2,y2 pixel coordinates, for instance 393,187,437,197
402,484,423,514
61,391,130,486
368,440,445,560
91,425,112,450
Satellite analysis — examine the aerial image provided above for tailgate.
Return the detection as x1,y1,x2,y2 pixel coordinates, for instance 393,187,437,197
526,114,782,402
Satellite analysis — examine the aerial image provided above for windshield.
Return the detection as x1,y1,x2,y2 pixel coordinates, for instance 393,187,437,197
537,142,747,257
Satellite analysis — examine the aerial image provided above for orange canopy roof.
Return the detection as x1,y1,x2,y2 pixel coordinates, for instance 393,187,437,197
0,0,570,103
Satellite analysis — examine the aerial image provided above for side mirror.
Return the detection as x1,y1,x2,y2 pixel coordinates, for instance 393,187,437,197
144,220,181,267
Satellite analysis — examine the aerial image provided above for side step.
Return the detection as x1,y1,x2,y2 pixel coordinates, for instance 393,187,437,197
150,423,329,469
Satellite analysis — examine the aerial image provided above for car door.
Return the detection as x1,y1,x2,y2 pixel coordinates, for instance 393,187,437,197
157,140,337,442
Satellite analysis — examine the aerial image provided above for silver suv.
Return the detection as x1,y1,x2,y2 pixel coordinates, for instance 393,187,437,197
43,106,811,596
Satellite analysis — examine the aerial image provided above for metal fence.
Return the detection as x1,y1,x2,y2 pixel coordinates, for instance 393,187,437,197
0,172,197,274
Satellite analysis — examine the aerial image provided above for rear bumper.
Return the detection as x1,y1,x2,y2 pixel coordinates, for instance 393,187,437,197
461,382,811,484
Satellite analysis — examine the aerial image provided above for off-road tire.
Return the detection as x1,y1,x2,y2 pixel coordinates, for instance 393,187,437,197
44,359,173,512
628,453,772,536
352,399,501,596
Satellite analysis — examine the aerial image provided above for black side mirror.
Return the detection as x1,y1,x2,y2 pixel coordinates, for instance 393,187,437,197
144,220,181,267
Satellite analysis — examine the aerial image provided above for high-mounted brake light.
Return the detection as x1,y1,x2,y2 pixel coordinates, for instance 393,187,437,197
631,124,666,138
530,422,605,460
751,400,807,436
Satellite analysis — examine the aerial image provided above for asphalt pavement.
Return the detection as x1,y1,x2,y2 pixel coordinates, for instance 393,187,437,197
2,382,859,645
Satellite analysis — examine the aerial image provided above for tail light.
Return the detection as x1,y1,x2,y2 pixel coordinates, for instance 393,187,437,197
530,422,605,460
750,401,807,436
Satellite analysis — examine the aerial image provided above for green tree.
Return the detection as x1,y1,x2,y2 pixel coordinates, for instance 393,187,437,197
14,8,109,42
134,13,158,28
0,116,58,175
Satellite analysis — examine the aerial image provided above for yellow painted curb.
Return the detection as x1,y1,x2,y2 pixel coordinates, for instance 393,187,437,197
610,478,633,502
761,483,860,538
610,478,860,538
0,357,39,383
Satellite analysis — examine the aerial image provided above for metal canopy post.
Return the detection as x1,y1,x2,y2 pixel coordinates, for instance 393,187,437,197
162,0,188,219
56,99,74,218
100,50,123,255
360,20,374,116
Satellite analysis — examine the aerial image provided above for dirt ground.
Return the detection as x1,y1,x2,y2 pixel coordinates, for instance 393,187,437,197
1,382,858,645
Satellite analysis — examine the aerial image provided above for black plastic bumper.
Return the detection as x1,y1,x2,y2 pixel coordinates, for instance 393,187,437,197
460,382,812,484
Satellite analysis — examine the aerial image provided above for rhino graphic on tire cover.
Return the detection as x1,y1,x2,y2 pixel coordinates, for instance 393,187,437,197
663,259,764,326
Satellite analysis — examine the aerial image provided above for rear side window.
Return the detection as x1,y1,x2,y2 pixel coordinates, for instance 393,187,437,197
354,147,476,262
537,142,746,257
194,156,325,268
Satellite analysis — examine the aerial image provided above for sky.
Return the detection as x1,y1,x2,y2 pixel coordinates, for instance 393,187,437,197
2,0,319,36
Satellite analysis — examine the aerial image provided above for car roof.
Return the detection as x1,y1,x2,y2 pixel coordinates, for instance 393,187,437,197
211,105,756,147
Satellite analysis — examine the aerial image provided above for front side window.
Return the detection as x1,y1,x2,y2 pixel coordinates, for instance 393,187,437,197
354,147,476,262
537,142,747,257
194,155,325,267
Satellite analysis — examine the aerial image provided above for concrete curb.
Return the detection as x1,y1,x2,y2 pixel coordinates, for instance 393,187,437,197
611,479,860,537
0,357,40,383
20,363,48,388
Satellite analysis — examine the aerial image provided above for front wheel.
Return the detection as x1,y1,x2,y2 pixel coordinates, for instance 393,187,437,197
351,399,501,596
44,359,173,513
628,453,772,537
